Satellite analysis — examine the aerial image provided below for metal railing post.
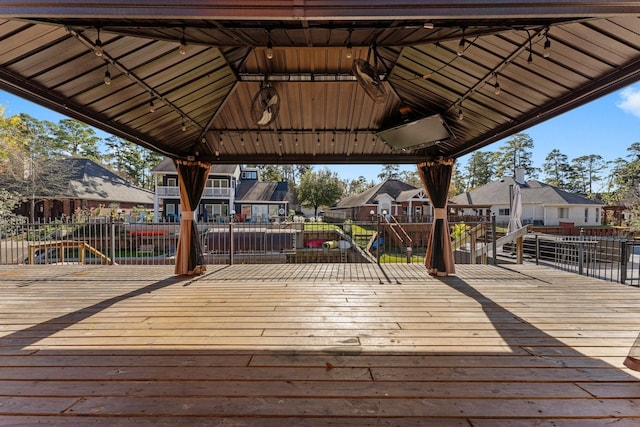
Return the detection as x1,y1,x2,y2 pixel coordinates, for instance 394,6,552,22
578,228,584,276
376,214,380,264
229,220,234,265
535,234,540,265
110,217,116,265
491,214,497,265
620,239,628,285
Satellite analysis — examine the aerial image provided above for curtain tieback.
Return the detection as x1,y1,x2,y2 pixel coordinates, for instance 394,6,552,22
434,208,447,220
182,211,195,220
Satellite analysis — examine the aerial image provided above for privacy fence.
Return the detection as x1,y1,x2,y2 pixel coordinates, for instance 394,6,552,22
1,217,638,286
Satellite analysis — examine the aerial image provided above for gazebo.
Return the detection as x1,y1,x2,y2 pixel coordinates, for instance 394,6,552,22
1,1,639,275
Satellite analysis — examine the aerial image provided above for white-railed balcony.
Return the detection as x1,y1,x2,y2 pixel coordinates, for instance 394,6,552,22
157,186,232,199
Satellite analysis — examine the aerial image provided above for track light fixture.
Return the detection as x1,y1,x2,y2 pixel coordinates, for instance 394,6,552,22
94,28,103,57
179,27,186,55
103,65,111,85
543,31,551,58
457,28,466,56
346,29,353,59
266,30,274,60
493,74,501,95
266,40,274,60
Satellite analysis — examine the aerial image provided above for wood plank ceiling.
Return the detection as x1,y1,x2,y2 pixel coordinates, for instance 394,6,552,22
0,2,639,165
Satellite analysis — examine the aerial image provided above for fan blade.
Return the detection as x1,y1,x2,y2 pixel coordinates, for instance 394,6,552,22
355,64,376,86
266,94,279,106
256,108,273,126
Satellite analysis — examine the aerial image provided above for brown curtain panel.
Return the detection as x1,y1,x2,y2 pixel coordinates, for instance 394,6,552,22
174,159,212,275
417,158,456,276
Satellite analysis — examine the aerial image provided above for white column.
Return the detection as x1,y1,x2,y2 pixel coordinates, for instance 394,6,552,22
153,174,159,222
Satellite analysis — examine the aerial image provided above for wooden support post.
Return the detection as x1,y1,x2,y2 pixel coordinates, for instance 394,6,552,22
470,228,477,264
516,235,524,264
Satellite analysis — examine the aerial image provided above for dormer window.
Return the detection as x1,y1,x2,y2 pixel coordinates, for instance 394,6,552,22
241,171,258,180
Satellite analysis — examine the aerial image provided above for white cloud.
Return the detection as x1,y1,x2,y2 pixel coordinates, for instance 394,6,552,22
617,86,640,118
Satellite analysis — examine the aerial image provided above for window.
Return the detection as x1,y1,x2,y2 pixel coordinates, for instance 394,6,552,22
558,208,568,219
584,208,589,223
206,179,229,188
166,177,177,187
595,208,600,223
241,170,258,180
498,208,510,216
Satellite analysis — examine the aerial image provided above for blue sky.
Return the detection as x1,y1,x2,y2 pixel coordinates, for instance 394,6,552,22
2,84,640,187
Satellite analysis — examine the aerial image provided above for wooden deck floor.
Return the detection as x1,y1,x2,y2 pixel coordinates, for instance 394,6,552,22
1,263,640,426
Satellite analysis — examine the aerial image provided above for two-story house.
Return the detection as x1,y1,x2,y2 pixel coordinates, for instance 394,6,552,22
151,158,289,223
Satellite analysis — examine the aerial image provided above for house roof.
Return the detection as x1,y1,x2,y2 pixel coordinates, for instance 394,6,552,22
236,181,288,203
451,176,602,207
334,179,417,209
151,157,239,175
1,3,639,165
396,188,428,203
45,158,154,205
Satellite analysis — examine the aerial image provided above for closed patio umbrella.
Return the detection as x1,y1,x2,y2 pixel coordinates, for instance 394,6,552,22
507,184,523,234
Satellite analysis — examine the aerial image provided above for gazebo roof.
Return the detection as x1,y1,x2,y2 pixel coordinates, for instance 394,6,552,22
1,2,639,165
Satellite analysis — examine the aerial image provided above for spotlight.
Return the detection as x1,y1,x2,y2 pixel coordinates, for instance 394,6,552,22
457,29,466,56
266,40,274,60
179,27,186,55
457,106,464,121
94,29,103,57
346,42,353,59
103,66,111,85
543,35,551,58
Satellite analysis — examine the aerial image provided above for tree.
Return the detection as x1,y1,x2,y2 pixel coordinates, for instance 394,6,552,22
297,167,344,216
610,142,640,198
608,142,640,228
492,133,537,179
0,114,76,221
465,151,495,189
377,164,400,180
567,154,607,197
542,149,571,189
343,176,375,196
450,164,466,196
400,169,422,188
52,119,102,161
104,136,162,189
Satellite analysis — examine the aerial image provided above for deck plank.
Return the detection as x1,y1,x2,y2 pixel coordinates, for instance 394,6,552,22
0,263,639,424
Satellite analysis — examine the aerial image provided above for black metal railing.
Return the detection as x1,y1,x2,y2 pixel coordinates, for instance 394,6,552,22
1,217,637,286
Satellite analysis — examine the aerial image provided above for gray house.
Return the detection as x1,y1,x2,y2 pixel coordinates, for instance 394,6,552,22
151,158,289,223
451,172,603,227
